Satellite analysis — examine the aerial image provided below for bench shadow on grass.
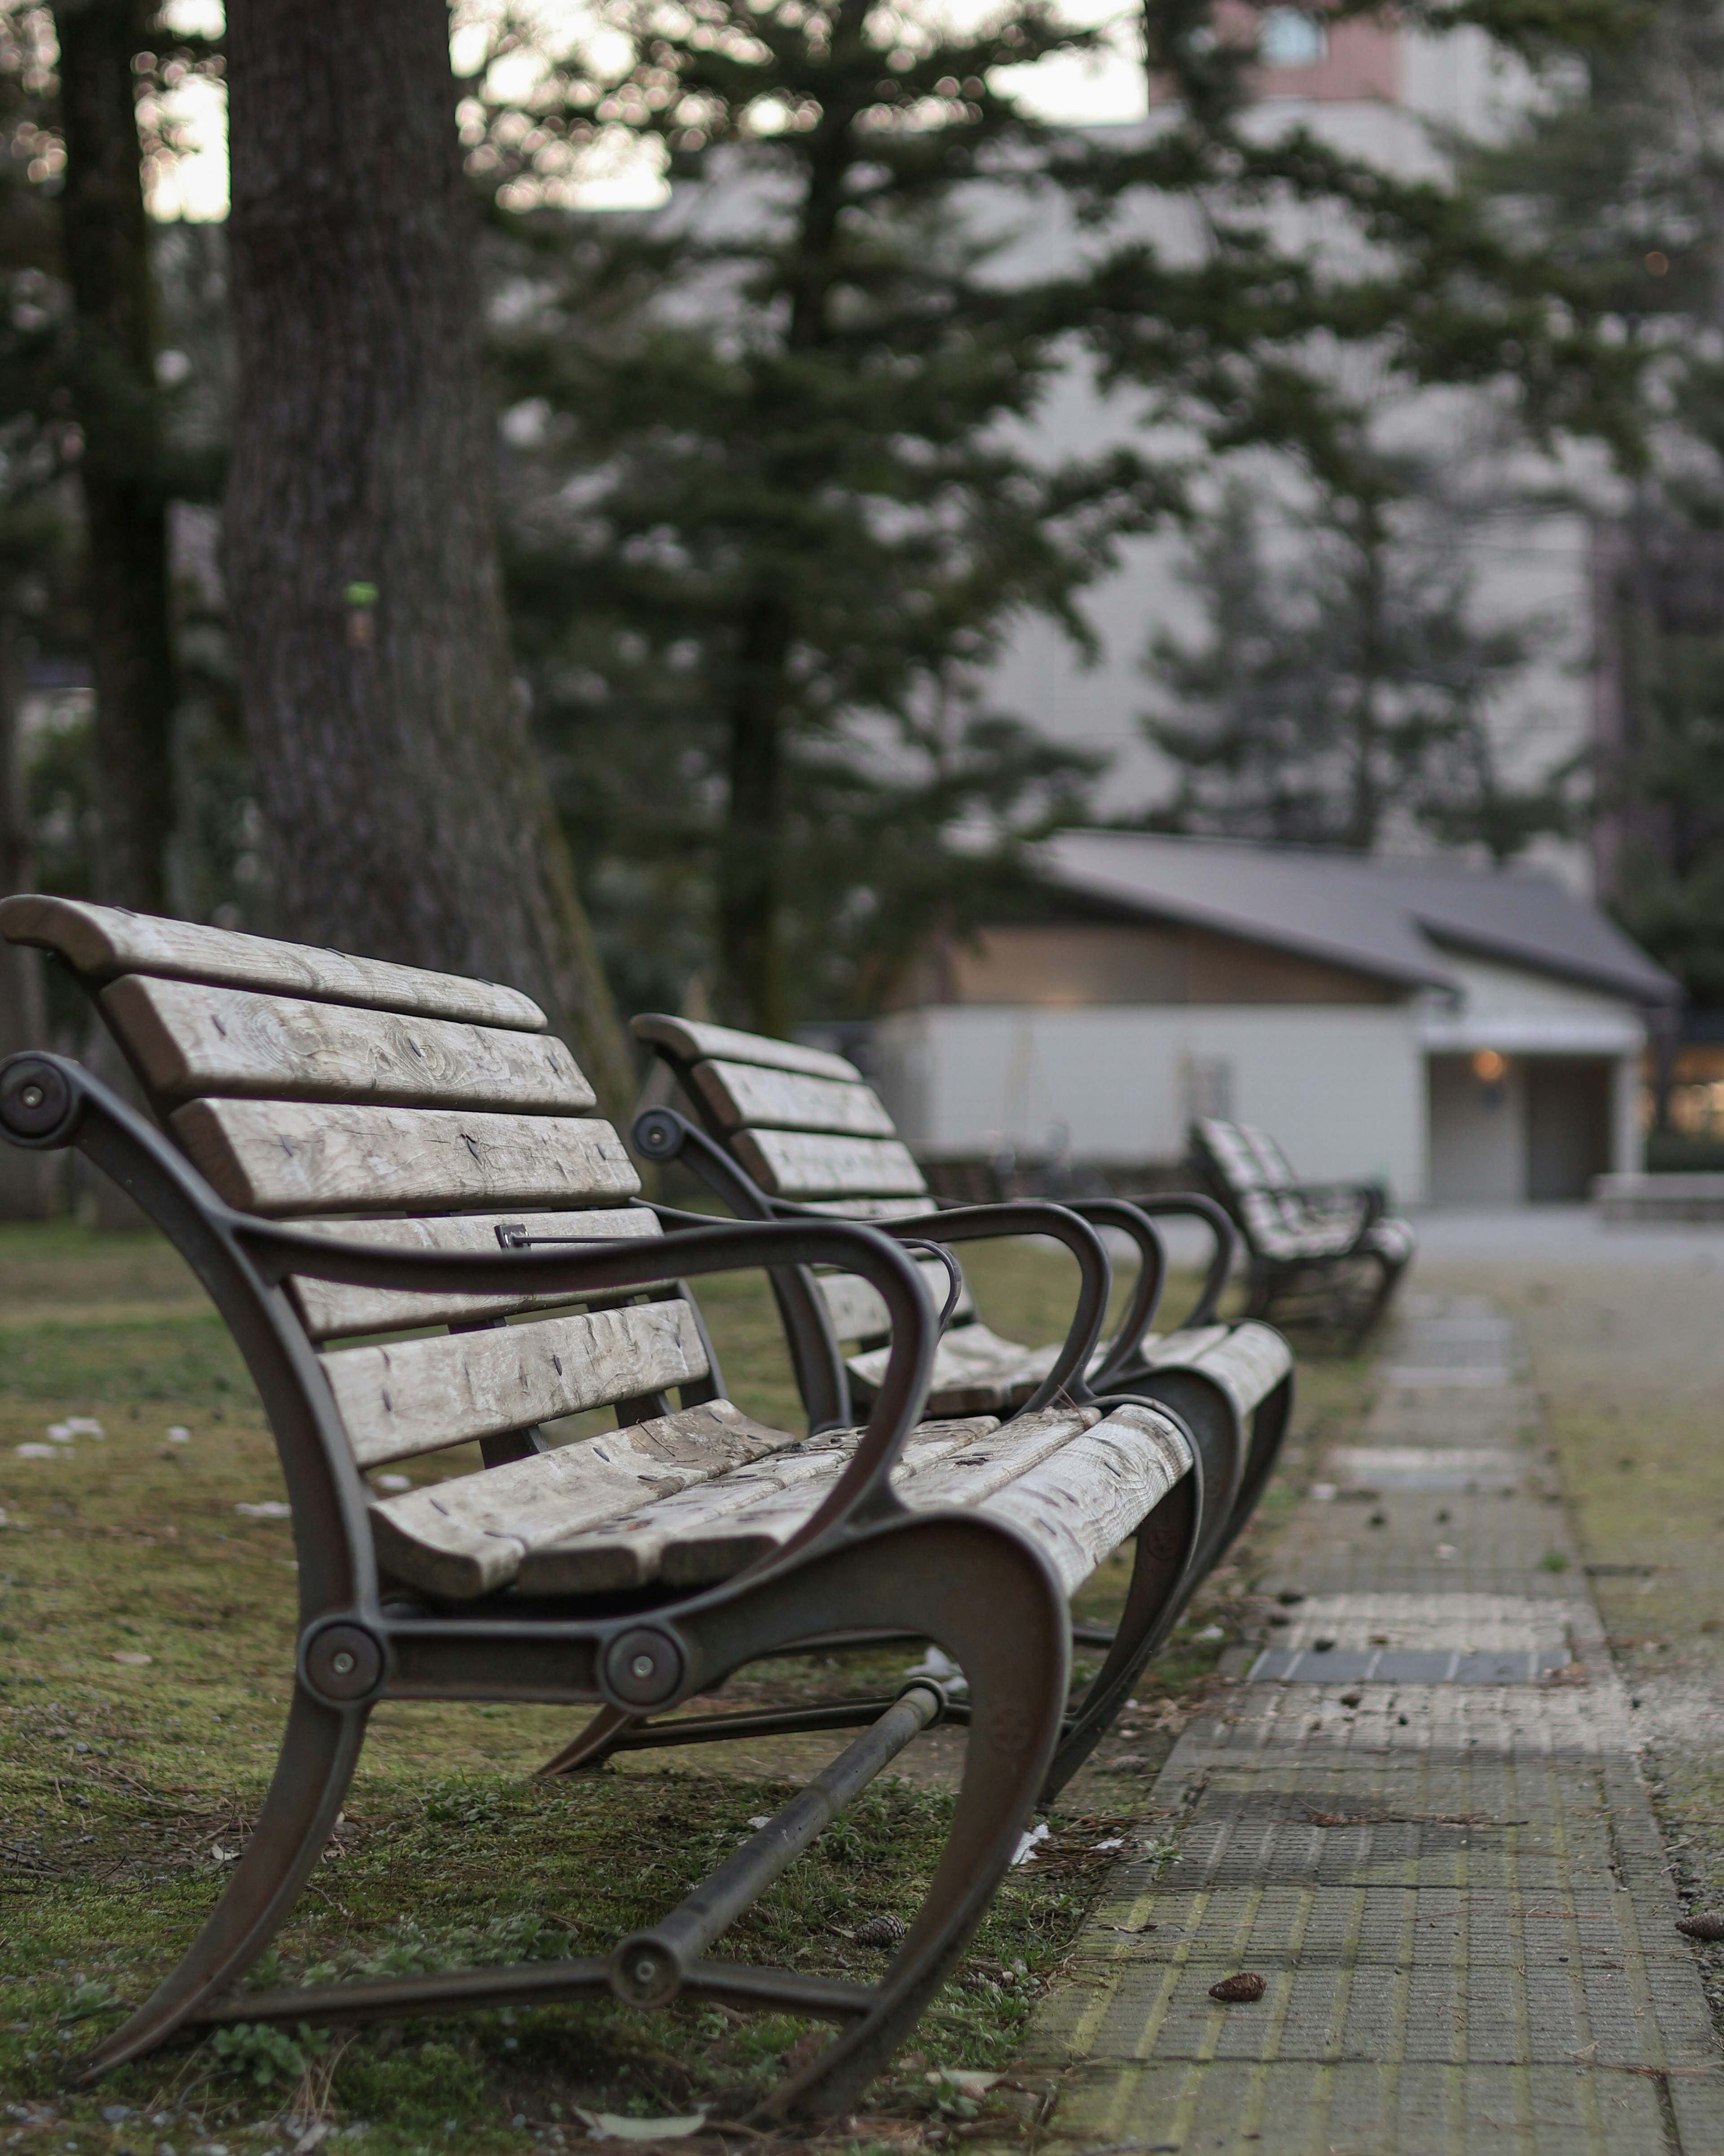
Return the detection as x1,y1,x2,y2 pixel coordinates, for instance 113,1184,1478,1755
0,1226,1366,2152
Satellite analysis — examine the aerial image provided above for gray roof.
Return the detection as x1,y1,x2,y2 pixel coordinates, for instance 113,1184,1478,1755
1033,833,1681,1006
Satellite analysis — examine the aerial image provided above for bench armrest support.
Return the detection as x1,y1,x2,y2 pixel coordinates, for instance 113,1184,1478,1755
634,1107,1112,1417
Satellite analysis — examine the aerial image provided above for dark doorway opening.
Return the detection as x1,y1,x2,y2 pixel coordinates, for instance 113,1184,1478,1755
1526,1058,1612,1201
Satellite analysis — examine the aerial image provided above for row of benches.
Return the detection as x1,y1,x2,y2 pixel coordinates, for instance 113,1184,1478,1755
0,894,1394,2118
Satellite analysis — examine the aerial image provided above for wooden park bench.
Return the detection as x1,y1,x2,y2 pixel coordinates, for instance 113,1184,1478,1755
0,895,1209,2120
1189,1115,1415,1340
629,1015,1295,1588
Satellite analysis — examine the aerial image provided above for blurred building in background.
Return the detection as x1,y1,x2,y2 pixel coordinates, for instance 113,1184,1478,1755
874,833,1678,1205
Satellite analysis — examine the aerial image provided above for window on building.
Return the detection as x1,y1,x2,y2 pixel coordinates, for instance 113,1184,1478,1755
1258,8,1328,67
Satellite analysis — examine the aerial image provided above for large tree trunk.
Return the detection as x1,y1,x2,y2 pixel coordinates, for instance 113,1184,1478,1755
222,0,632,1117
717,595,791,1036
53,0,176,913
0,622,54,1217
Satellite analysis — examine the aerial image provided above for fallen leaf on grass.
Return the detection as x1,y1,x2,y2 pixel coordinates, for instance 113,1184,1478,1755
111,1652,152,1667
575,2111,707,2141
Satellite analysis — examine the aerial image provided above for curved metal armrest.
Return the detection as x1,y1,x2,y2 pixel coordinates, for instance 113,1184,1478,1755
837,1200,1111,1417
633,1108,1112,1416
1062,1199,1166,1392
1114,1192,1237,1328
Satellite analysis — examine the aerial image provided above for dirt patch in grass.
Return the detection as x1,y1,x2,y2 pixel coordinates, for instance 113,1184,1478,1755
0,1222,1336,2154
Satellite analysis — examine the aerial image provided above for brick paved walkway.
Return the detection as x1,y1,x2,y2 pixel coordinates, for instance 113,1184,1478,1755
1017,1295,1724,2155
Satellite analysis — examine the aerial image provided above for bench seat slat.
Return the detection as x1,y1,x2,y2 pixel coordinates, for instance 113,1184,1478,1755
980,1405,1191,1596
288,1209,663,1340
1134,1320,1294,1416
369,1399,796,1598
633,1014,860,1083
846,1324,1095,1417
792,1196,933,1222
816,1259,975,1343
508,1403,1189,1600
171,1098,639,1216
0,894,545,1029
103,976,594,1112
731,1129,927,1200
513,1414,1004,1596
690,1060,895,1138
655,1405,1104,1589
322,1299,708,1467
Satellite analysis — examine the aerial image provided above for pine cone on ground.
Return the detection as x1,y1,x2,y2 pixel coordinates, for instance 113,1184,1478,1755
853,1912,908,1947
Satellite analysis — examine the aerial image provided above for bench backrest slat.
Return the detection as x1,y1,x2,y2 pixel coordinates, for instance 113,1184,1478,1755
690,1059,897,1138
0,894,545,1029
169,1098,639,1217
2,897,728,1488
321,1299,710,1467
633,1014,859,1082
731,1129,927,1201
103,976,593,1111
289,1209,664,1340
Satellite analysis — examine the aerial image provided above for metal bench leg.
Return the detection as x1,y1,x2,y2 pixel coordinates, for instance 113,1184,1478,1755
1212,1367,1295,1566
537,1702,641,1776
700,1516,1067,2121
1040,1470,1202,1802
81,1689,367,2076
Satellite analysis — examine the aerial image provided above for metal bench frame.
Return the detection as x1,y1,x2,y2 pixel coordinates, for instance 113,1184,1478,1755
0,1047,1200,2118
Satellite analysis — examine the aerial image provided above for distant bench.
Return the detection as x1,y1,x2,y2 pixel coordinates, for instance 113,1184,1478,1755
1190,1115,1414,1339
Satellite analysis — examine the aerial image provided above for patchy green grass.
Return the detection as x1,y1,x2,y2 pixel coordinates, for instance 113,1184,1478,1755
0,1221,1331,2154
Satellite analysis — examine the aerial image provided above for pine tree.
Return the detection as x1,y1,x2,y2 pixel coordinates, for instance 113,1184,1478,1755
470,0,1160,1032
1144,462,1570,857
1458,0,1724,1001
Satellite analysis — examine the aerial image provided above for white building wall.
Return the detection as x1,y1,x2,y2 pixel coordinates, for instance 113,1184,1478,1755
876,1003,1429,1203
1417,952,1648,1055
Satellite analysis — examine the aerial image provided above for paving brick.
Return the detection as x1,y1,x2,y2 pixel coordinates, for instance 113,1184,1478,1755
1013,1298,1724,2153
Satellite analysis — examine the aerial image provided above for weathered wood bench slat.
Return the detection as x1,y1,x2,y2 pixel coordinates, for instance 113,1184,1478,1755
980,1405,1191,1596
287,1209,663,1340
731,1128,927,1199
103,976,594,1112
369,1398,797,1598
690,1059,896,1138
0,893,545,1029
633,1013,860,1083
658,1403,1111,1588
322,1298,710,1468
846,1323,1094,1415
512,1413,1004,1596
816,1259,975,1343
1135,1323,1293,1418
170,1098,640,1216
791,1195,933,1221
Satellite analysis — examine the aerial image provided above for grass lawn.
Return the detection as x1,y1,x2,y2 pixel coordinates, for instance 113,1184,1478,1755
0,1222,1368,2156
